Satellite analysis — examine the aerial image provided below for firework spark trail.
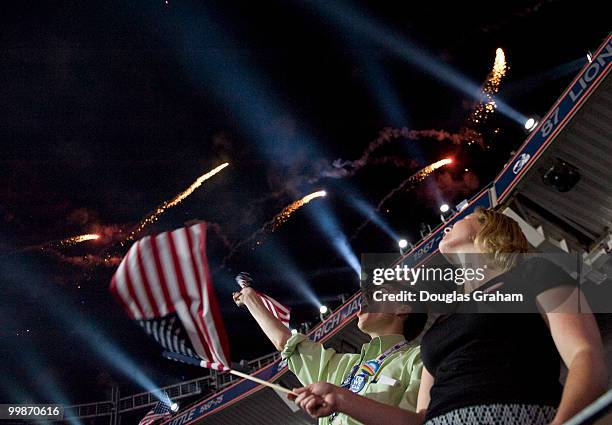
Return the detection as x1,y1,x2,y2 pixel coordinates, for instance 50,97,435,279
5,234,102,254
469,48,508,126
321,128,480,180
220,190,327,267
404,128,483,146
319,51,506,180
56,234,100,247
374,158,452,215
270,190,327,231
125,162,229,242
166,163,230,208
351,158,452,240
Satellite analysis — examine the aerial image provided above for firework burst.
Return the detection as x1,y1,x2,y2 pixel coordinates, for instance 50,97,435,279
270,190,327,231
470,48,508,126
351,158,452,239
125,162,229,242
410,158,453,183
6,233,102,256
52,233,100,247
220,190,327,267
57,233,100,247
34,233,100,250
375,158,451,212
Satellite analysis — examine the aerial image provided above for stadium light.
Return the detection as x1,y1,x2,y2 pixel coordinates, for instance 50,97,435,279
398,239,408,249
524,117,538,131
439,203,452,223
170,402,179,412
319,305,330,321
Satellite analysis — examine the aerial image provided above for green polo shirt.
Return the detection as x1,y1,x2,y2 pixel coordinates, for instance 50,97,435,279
281,333,422,425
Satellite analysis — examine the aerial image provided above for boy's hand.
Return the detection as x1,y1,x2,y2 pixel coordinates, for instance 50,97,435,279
232,286,256,307
289,382,346,418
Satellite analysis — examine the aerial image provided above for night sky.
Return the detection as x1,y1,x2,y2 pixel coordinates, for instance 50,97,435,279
1,0,608,406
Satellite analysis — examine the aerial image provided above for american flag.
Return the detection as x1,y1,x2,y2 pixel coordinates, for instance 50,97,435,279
138,401,172,425
257,291,290,327
235,272,290,327
110,223,231,371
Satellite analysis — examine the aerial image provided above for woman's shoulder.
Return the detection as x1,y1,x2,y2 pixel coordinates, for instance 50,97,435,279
520,255,562,271
515,256,576,286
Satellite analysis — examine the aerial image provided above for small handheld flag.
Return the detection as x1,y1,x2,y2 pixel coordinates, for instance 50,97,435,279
235,272,291,328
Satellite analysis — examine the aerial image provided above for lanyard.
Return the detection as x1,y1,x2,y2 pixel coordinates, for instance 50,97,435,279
329,340,408,423
339,339,409,389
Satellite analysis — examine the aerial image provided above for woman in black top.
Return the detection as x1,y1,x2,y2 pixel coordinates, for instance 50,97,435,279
419,257,570,424
289,208,607,425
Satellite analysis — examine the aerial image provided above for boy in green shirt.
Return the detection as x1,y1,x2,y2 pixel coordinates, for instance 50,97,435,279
233,274,425,425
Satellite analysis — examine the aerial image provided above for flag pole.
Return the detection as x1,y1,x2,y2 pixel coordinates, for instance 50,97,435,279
228,369,296,396
163,351,297,396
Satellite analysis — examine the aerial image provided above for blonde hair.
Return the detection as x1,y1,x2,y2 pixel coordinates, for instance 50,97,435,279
473,207,529,272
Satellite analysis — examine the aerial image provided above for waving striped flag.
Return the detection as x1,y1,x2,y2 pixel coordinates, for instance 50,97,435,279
235,272,291,327
257,291,290,327
110,223,230,371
